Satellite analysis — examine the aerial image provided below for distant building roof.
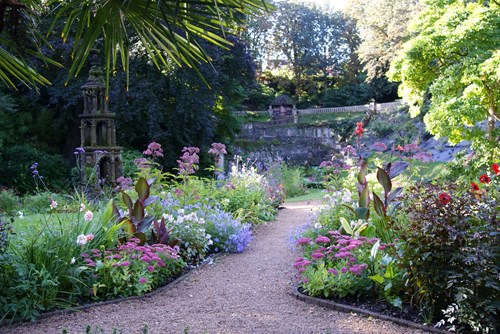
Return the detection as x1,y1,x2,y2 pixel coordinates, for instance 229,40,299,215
270,94,295,106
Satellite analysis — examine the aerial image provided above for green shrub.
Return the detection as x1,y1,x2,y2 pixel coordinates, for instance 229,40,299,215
22,192,74,214
0,188,20,216
281,166,306,198
0,201,122,322
0,144,70,194
400,183,499,332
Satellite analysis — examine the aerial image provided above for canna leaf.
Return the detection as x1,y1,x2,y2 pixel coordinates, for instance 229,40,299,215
122,192,133,214
133,200,145,223
122,218,136,235
372,192,386,218
355,207,369,220
387,187,403,203
137,216,155,233
376,167,392,195
357,159,368,185
388,161,409,179
340,217,353,235
359,184,370,208
135,177,150,203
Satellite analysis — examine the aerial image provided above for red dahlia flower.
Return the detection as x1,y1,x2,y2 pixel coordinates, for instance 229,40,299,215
438,192,451,205
492,163,500,175
471,182,480,191
479,174,491,184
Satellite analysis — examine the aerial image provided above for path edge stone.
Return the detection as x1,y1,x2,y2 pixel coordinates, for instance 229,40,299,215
291,284,452,334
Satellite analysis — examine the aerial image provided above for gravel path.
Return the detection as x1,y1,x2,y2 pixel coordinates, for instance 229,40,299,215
3,201,429,334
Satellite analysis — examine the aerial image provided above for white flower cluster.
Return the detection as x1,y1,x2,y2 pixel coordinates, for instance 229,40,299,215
229,164,263,188
324,189,352,206
162,211,205,225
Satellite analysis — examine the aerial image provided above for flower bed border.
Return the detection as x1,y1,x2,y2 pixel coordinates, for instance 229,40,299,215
291,284,452,334
0,254,222,328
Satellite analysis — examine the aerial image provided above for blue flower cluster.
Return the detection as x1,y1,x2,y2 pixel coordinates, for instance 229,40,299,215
198,206,253,253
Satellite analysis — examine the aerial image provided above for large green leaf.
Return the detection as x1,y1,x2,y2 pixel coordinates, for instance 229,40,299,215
135,177,150,203
359,184,370,208
340,217,353,235
357,159,368,185
372,192,386,218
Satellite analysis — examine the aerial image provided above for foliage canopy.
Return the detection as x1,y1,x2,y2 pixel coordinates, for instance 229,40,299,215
388,0,500,159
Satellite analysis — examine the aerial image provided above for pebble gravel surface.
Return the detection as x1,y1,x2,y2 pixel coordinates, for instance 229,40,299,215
2,201,429,334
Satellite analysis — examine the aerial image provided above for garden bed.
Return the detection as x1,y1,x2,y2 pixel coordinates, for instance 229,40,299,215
0,255,219,328
291,285,452,334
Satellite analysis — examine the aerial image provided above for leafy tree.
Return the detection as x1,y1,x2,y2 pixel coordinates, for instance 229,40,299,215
388,0,500,159
345,0,422,80
0,0,269,92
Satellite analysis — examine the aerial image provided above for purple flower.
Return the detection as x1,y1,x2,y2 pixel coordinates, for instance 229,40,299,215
121,261,131,267
315,236,330,244
140,255,151,263
84,259,95,267
147,265,155,272
74,147,85,155
337,239,349,245
341,267,348,274
328,269,338,275
312,251,325,259
349,264,368,276
334,251,352,259
296,237,312,245
138,277,148,284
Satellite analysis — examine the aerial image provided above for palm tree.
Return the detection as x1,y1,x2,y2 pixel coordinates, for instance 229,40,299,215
0,0,270,93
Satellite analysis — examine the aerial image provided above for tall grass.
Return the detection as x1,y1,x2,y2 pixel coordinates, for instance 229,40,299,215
281,166,307,198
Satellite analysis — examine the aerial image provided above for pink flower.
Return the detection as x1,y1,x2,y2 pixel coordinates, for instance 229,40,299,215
144,142,164,157
138,277,147,284
84,210,93,222
50,199,58,210
147,265,155,272
341,267,348,273
121,261,131,267
208,143,227,156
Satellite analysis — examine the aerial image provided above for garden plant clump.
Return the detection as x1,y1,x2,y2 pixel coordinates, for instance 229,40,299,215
293,123,499,333
0,142,281,323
